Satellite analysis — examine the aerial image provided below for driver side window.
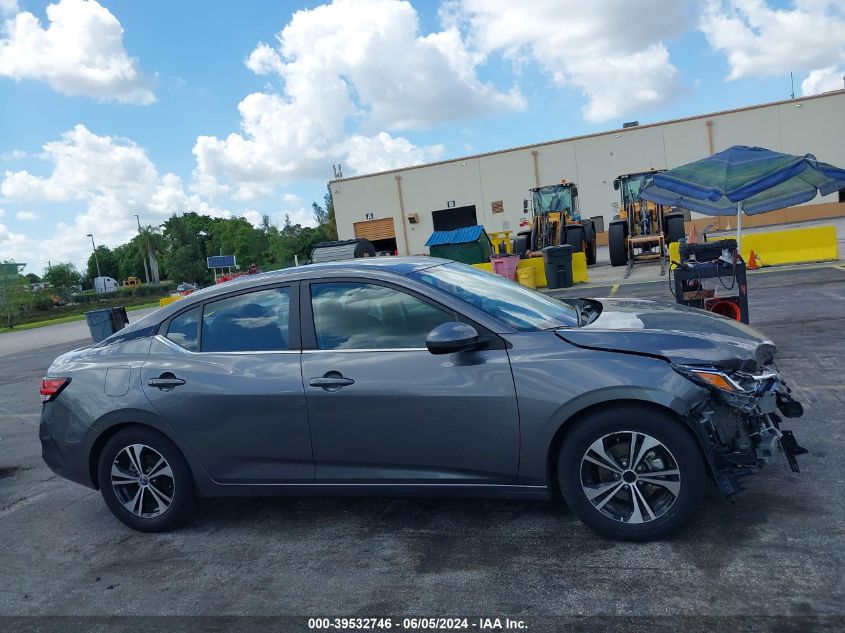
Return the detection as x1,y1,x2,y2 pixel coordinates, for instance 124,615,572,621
311,282,455,350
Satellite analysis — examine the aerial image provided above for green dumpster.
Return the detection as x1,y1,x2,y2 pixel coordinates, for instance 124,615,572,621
425,226,494,265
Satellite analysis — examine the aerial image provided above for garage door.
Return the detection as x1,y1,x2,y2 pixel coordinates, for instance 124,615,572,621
354,218,396,241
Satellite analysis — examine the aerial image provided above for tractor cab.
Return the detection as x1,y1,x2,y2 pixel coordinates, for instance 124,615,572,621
528,181,597,265
609,169,686,278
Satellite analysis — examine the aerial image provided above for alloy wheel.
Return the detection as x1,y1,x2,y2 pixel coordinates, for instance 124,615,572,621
110,443,175,518
580,431,681,524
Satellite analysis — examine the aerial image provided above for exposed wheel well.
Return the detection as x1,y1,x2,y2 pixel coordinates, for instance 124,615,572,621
544,399,711,501
88,422,165,490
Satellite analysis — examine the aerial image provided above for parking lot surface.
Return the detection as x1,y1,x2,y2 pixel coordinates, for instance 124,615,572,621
1,265,843,628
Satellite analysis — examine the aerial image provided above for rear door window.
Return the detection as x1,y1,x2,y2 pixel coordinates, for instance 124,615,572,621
201,287,291,352
165,306,201,351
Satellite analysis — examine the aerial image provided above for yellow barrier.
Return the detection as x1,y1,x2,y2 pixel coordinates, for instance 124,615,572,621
472,253,588,287
159,295,182,308
668,225,839,267
487,230,513,255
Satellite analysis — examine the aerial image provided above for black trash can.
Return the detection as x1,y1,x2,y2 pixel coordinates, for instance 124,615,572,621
84,308,117,343
542,244,574,289
111,305,128,331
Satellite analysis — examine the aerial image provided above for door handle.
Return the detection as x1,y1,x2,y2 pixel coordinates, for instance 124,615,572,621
147,375,186,390
309,377,355,387
309,374,355,390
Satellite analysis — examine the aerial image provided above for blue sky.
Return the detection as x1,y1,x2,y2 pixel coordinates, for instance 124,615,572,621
1,0,844,275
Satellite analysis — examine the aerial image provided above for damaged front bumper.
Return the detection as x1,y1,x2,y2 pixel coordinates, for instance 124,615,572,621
674,364,808,496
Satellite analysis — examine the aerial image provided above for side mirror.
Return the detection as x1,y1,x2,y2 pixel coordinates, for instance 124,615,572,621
613,178,620,191
426,322,480,355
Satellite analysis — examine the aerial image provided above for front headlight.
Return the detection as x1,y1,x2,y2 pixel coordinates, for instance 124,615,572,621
687,369,740,392
672,364,777,394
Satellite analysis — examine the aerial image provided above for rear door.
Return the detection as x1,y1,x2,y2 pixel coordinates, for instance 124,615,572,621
142,283,312,483
300,278,519,484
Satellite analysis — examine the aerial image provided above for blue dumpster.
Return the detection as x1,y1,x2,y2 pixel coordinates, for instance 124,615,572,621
85,308,119,343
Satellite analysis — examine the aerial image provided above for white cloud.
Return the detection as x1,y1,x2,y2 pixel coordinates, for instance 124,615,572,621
15,210,38,220
0,222,30,265
0,0,154,104
281,192,301,205
343,132,444,175
241,209,264,228
454,0,690,123
0,0,18,17
801,66,845,95
700,1,845,82
1,125,227,267
193,0,522,192
0,149,26,160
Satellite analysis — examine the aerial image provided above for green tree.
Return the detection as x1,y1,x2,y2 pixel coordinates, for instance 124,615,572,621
137,225,165,283
311,183,338,241
86,245,119,281
113,242,146,281
43,263,82,289
161,215,209,284
25,273,41,284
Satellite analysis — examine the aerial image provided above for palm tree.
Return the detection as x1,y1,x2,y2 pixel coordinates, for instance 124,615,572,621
138,225,165,284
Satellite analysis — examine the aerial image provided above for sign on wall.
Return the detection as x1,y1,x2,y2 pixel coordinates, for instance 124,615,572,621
447,201,456,208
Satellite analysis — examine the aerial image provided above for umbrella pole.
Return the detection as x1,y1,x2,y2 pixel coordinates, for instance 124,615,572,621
736,201,742,257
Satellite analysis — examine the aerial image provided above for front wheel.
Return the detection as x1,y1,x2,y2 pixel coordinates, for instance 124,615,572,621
97,426,197,532
557,405,706,541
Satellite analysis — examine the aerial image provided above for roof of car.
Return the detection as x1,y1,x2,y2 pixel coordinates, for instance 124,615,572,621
123,256,450,333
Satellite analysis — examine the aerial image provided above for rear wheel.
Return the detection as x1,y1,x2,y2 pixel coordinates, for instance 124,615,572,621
557,405,706,541
608,221,628,267
97,426,197,532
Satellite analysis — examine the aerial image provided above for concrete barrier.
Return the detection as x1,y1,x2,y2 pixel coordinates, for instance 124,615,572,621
472,252,588,286
159,296,182,308
668,225,839,267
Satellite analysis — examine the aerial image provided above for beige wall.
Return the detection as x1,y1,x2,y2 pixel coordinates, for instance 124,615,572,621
332,91,845,254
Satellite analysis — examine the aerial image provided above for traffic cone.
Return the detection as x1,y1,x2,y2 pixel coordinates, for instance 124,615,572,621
747,249,760,270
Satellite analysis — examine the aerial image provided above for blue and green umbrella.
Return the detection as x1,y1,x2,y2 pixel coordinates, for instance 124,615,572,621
640,145,845,250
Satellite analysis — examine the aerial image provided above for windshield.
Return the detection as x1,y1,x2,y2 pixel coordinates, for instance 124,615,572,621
413,262,579,331
621,174,652,205
532,185,574,216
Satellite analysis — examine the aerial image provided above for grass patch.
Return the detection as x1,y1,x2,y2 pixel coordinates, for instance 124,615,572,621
0,301,160,335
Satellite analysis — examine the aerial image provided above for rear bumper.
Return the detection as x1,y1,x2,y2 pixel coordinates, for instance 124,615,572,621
39,405,97,489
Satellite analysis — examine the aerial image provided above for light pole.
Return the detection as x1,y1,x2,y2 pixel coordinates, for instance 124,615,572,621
86,233,101,279
134,213,150,283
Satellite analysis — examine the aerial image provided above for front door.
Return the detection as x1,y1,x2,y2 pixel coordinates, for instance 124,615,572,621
300,279,519,484
142,284,312,483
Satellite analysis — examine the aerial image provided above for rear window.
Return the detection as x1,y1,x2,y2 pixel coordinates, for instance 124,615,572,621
165,306,200,351
201,287,290,352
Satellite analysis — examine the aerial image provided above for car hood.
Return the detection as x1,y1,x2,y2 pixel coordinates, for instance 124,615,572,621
556,298,776,370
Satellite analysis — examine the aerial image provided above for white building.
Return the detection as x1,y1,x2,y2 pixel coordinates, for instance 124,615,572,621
331,90,845,255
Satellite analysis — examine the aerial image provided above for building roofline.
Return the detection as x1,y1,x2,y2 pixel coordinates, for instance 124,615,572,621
330,89,845,184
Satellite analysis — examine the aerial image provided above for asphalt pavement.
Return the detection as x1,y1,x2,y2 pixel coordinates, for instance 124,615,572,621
0,265,843,630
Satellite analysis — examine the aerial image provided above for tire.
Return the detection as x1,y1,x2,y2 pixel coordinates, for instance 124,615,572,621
665,213,686,244
608,221,628,267
97,426,197,532
353,239,376,258
563,224,585,254
557,404,706,541
579,220,597,265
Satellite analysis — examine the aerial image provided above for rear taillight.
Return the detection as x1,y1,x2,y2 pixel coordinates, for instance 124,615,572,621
40,377,70,403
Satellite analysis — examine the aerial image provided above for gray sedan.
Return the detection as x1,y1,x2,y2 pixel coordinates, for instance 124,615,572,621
39,257,805,540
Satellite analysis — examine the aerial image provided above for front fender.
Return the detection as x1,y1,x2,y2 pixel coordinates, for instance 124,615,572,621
505,333,708,484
